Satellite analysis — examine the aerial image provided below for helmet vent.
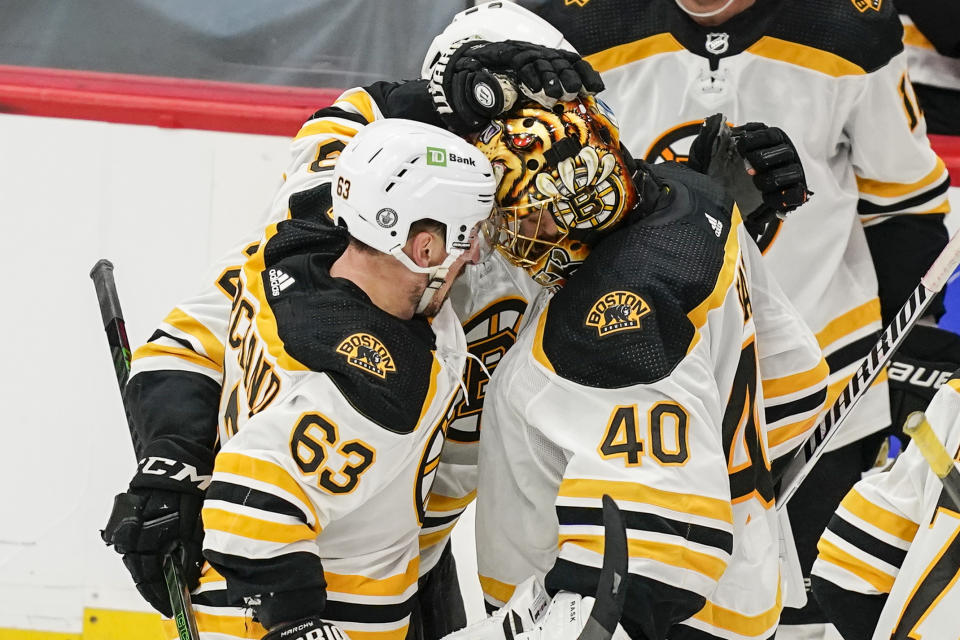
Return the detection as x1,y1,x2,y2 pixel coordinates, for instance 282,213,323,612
385,182,396,193
396,168,408,178
368,147,384,162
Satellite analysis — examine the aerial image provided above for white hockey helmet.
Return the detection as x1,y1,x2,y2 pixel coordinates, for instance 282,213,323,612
420,0,577,80
332,118,496,309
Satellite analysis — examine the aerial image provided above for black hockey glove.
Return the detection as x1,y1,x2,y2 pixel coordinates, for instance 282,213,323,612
429,39,604,134
101,458,208,617
689,114,812,239
261,616,348,640
888,324,960,447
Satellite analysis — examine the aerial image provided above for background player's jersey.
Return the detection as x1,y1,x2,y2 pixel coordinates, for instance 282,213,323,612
199,217,470,640
475,167,827,640
811,373,960,639
126,84,543,576
540,0,951,449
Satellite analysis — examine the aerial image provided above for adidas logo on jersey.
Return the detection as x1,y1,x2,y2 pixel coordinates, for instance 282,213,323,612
705,213,723,237
268,268,295,297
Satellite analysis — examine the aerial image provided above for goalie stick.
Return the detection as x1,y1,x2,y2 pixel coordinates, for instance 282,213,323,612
575,494,628,640
776,229,960,511
902,411,960,508
90,258,201,640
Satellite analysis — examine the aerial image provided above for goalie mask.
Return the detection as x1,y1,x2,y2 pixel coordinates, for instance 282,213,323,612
474,96,638,288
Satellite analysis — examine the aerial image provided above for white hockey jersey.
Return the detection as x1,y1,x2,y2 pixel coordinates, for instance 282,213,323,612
541,0,951,450
475,166,828,640
811,374,960,639
128,85,543,584
198,218,470,640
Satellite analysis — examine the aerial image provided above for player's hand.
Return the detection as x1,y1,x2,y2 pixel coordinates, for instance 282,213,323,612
888,324,960,443
429,39,604,133
101,479,204,616
730,121,812,228
261,616,351,640
689,114,812,239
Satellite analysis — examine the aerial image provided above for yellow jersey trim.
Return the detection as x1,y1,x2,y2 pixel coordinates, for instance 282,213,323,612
165,306,225,365
335,90,377,123
584,33,685,73
686,209,742,355
559,478,733,525
692,582,782,634
815,298,881,350
746,37,866,77
325,556,419,597
816,538,895,593
903,24,935,50
479,574,518,604
215,452,320,526
857,158,946,198
131,342,223,374
762,357,829,399
295,119,363,142
426,490,477,513
560,534,727,581
841,488,919,543
202,506,317,544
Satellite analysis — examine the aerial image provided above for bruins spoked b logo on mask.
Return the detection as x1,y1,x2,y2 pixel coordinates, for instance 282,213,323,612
337,333,396,378
586,291,651,337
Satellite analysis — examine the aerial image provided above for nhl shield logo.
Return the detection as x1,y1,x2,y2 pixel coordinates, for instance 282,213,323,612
705,33,729,55
851,0,881,12
586,291,651,337
337,333,396,378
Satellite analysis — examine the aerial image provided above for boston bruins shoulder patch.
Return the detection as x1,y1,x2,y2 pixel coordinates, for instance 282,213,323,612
586,291,651,337
337,333,396,379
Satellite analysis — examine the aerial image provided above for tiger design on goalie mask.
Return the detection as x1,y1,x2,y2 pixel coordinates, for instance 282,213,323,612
474,97,638,288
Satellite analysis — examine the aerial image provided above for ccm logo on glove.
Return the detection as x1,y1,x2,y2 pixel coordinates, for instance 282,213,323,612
139,456,211,490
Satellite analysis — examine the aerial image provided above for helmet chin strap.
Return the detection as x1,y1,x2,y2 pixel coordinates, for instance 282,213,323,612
674,0,736,18
392,249,460,315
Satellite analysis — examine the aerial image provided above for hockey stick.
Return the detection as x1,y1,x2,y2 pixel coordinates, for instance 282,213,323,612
90,259,201,640
902,411,960,508
575,495,628,640
776,229,960,511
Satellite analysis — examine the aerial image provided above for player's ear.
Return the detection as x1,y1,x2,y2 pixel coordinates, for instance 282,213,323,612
404,230,445,269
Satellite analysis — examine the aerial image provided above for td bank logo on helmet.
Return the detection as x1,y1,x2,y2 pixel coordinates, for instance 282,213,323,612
426,147,476,167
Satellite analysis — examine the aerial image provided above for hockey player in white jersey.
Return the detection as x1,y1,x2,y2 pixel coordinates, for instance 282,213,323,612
196,118,496,640
100,33,602,639
810,370,960,639
535,1,954,634
459,93,827,639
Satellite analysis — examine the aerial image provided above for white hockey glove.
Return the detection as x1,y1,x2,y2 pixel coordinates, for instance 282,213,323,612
442,577,549,640
442,578,628,640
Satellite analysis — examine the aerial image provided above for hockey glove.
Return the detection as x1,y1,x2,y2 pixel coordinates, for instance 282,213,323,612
261,616,350,640
101,459,208,617
689,114,812,239
441,577,628,640
429,39,604,134
889,324,960,446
